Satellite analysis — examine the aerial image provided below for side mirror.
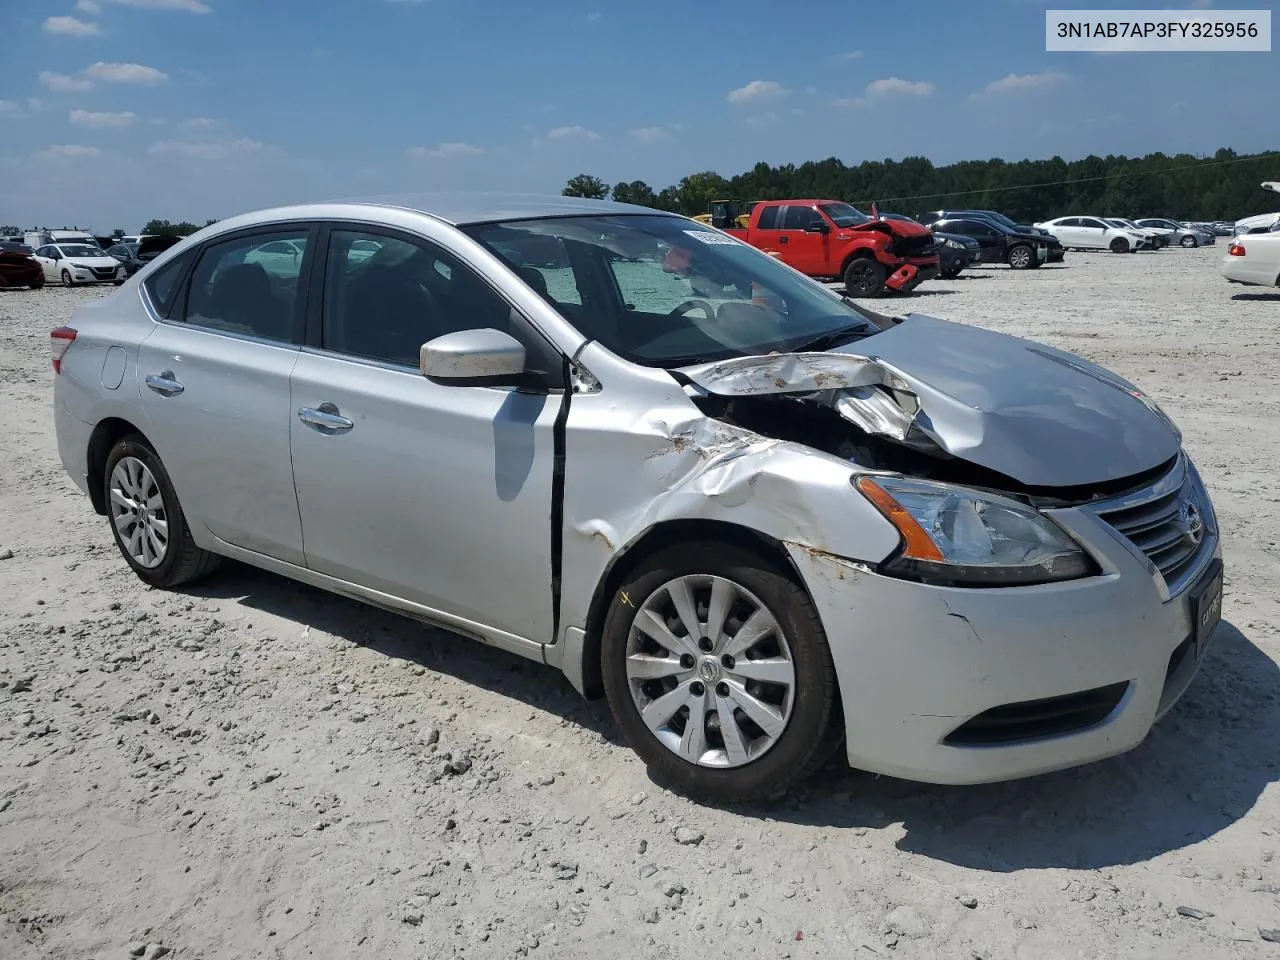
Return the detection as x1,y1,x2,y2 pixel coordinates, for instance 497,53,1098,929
804,220,830,234
420,328,526,386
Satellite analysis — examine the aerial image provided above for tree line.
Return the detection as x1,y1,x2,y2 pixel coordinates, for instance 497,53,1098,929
563,147,1280,222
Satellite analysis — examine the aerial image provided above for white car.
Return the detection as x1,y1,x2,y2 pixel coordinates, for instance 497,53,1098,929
1105,218,1168,249
1033,216,1150,253
1221,234,1280,288
32,243,127,286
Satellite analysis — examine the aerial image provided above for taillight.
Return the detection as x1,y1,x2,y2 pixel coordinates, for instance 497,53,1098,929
50,326,77,374
1228,243,1246,257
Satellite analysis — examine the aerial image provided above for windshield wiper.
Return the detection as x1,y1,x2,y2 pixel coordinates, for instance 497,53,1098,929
786,324,874,354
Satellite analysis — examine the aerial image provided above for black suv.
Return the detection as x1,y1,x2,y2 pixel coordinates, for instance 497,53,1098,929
918,209,1065,262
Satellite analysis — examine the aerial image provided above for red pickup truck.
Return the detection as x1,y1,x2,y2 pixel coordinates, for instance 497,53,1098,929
721,199,939,297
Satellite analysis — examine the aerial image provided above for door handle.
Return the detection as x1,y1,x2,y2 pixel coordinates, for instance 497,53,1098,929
145,371,184,396
778,236,789,244
298,403,353,433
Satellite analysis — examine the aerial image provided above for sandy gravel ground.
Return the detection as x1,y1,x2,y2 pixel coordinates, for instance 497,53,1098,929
2,247,1279,960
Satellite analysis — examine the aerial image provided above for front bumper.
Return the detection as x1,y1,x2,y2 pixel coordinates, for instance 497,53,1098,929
885,257,940,293
784,467,1221,785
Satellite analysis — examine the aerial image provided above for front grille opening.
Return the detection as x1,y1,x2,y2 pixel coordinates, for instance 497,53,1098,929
943,681,1130,746
1095,467,1210,592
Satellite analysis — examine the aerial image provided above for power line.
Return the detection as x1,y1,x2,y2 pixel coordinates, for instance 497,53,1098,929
851,151,1280,207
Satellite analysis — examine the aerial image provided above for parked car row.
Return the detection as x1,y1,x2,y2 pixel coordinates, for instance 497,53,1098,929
0,234,183,289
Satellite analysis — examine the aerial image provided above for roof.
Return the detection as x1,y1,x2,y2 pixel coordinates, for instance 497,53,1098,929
317,191,660,225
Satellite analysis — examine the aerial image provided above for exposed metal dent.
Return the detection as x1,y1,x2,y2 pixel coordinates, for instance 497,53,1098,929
678,352,890,396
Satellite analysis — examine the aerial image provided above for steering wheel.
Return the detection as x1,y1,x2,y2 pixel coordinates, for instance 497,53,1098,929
669,298,715,318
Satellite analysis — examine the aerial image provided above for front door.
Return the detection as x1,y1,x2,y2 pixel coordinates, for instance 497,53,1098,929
288,224,564,643
776,205,830,274
1077,218,1110,249
135,226,315,565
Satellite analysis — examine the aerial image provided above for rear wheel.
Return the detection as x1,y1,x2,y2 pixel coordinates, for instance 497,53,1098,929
1109,237,1130,254
1181,234,1197,248
103,435,220,588
1007,244,1034,269
601,542,841,804
843,257,887,298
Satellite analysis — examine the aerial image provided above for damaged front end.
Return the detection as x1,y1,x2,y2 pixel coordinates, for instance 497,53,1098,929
674,313,1183,504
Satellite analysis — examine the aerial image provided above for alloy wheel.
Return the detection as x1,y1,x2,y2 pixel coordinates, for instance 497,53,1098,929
1009,246,1032,268
624,574,796,768
109,456,169,568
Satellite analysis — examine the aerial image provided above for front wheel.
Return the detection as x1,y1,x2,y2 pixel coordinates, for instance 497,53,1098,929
29,278,44,290
843,257,887,298
61,269,75,286
601,543,841,804
1007,244,1034,269
1109,237,1130,254
103,435,220,588
1181,235,1197,248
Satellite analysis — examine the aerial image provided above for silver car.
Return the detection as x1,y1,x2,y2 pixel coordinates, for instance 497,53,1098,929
1134,218,1215,248
52,194,1223,802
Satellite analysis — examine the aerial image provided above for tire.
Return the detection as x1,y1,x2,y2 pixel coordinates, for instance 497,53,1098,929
103,434,221,589
61,269,75,286
1181,234,1197,248
940,267,960,280
113,280,125,286
29,278,44,290
1109,237,1130,254
601,542,841,804
1007,244,1034,269
843,256,887,297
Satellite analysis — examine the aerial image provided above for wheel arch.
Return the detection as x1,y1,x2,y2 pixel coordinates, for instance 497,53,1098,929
87,417,149,515
575,518,809,700
839,247,877,277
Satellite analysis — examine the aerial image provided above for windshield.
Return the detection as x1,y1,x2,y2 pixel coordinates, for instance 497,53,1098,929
58,244,103,258
464,214,879,367
818,202,870,228
983,212,1018,228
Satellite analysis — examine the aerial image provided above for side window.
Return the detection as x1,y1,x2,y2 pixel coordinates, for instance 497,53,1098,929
181,231,309,342
781,206,821,230
966,220,995,236
35,246,51,258
143,249,195,317
1082,218,1106,229
321,228,564,385
755,205,780,230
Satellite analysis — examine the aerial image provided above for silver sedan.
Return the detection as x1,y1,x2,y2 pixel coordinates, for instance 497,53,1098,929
1135,218,1216,248
52,194,1223,802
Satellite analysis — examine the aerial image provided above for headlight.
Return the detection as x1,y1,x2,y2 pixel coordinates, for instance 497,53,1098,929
854,476,1096,586
943,238,965,250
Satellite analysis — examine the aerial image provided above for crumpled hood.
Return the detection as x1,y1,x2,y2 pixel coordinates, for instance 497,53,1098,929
677,314,1182,487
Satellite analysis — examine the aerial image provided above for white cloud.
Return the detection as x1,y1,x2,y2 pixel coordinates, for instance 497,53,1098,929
148,138,263,160
586,11,601,21
85,61,169,84
178,116,216,129
630,126,671,143
407,141,484,158
0,100,23,119
727,80,786,104
546,125,601,140
44,16,101,36
76,0,102,12
832,76,934,107
832,50,862,61
866,77,934,97
974,71,1067,97
40,71,95,92
105,0,211,11
71,109,136,127
41,144,104,158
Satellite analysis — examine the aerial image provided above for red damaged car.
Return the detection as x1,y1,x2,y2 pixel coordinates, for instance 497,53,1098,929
717,199,939,297
0,241,45,290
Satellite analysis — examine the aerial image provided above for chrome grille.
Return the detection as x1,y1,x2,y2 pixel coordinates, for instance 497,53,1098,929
1093,456,1212,595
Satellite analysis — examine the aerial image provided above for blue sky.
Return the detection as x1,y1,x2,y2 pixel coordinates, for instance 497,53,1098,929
0,0,1274,231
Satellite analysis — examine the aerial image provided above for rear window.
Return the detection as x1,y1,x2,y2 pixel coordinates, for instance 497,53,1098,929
143,249,196,318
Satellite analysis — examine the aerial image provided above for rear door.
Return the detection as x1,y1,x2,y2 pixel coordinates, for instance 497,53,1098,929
135,226,315,565
748,204,784,260
288,222,564,644
34,246,59,281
